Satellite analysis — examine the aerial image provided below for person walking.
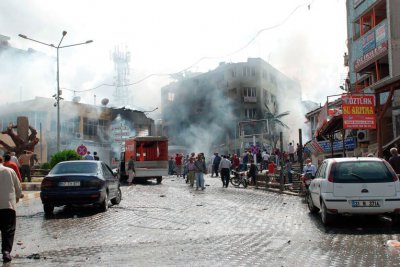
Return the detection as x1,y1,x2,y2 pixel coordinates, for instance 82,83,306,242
296,143,303,163
3,154,21,182
212,153,222,177
18,150,34,182
247,159,258,186
183,155,189,182
232,154,240,171
168,157,175,175
93,152,100,161
175,153,183,177
127,156,136,186
0,155,23,263
187,156,196,187
194,154,207,190
210,153,216,177
219,155,232,188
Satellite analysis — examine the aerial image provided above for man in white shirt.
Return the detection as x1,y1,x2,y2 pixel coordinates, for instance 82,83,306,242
219,155,232,188
9,152,20,168
0,155,23,263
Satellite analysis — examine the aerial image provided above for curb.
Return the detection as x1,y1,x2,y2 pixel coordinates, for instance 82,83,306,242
21,183,41,191
255,187,301,196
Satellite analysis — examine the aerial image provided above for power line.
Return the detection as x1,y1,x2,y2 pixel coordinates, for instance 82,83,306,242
64,1,314,94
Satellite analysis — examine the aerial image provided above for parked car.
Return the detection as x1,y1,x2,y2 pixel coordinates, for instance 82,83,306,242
307,157,400,226
40,160,122,215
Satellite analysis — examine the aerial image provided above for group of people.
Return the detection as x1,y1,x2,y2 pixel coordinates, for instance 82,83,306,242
83,151,99,161
169,153,208,190
2,150,38,183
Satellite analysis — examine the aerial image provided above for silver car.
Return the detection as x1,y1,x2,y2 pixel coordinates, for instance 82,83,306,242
307,157,400,226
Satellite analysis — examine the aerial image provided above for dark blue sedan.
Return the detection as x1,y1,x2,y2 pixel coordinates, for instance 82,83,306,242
40,160,122,215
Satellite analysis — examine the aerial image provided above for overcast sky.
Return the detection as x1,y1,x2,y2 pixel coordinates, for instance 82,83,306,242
0,0,347,116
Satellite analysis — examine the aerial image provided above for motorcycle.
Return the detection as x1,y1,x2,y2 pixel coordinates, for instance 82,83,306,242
230,169,249,188
301,172,314,202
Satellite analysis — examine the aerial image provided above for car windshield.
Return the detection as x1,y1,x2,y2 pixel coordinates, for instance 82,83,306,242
332,161,393,183
50,162,99,174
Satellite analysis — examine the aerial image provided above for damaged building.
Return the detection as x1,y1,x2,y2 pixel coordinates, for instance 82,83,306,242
161,57,303,155
0,97,155,167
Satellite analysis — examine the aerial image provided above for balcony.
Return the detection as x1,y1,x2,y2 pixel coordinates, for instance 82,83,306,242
243,96,257,103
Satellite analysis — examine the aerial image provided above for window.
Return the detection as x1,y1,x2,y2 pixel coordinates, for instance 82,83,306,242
83,117,98,137
245,108,257,119
243,66,255,77
244,87,256,97
168,92,175,102
332,161,393,183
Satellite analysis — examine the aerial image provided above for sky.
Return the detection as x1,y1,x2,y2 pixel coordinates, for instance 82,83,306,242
0,0,348,119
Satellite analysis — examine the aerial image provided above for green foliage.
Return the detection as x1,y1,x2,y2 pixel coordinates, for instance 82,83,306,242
50,149,82,168
40,162,51,170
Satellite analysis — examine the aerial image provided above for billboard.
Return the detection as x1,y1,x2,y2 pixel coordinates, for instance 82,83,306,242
342,95,376,129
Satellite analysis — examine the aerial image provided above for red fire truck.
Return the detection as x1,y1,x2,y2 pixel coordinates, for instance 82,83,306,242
119,136,168,184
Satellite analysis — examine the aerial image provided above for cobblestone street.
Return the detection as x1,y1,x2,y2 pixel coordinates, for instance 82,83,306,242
8,175,400,266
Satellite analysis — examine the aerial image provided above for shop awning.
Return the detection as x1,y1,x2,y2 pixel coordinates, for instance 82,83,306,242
382,135,400,151
316,114,343,138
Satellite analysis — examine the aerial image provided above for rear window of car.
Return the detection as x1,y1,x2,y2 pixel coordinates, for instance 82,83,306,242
332,161,393,183
50,162,99,174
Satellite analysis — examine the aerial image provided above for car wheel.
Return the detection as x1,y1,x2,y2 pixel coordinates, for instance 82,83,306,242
43,204,54,215
321,201,334,226
156,177,162,184
100,192,109,212
111,188,122,205
307,193,319,213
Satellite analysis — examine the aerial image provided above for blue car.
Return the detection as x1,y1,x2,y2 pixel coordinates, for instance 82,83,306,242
40,160,122,215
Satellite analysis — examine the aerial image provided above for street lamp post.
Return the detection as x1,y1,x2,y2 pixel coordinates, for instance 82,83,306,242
19,32,93,152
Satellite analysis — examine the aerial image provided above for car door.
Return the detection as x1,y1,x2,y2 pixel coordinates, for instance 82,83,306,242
310,161,327,209
102,163,116,196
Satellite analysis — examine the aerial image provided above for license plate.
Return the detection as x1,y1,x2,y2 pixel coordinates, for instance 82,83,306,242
351,200,380,207
59,181,81,187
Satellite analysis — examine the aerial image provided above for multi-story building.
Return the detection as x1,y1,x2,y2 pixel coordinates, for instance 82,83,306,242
304,0,400,160
161,58,302,155
346,0,400,157
0,97,155,166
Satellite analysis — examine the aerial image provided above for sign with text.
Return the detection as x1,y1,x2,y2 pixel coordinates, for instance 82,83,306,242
342,95,376,129
318,138,356,153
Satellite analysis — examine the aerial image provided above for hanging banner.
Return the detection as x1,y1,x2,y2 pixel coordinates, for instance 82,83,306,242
342,94,376,129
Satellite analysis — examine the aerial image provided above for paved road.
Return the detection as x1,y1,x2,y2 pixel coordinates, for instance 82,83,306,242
7,175,400,266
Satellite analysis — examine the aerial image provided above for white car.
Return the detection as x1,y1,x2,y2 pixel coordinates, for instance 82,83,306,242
307,157,400,225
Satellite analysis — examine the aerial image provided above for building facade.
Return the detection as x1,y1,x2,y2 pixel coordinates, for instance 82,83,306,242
0,97,155,167
346,0,400,157
161,58,302,155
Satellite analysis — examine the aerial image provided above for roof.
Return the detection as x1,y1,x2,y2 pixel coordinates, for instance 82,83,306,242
316,114,343,138
324,157,383,163
131,136,168,141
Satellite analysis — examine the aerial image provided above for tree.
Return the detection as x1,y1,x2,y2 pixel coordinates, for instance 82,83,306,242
49,149,82,168
263,101,290,148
